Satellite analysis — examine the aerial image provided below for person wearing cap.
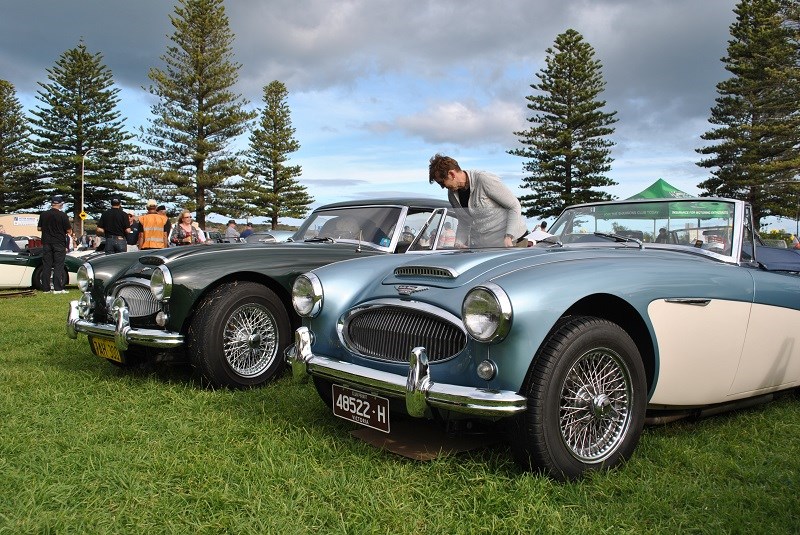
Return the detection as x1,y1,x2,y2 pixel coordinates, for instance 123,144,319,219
157,205,172,239
97,197,132,255
126,213,141,251
225,219,240,240
239,222,254,239
138,200,169,250
36,195,72,293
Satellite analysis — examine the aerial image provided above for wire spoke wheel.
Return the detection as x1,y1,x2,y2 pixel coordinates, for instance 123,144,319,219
222,303,279,377
189,282,290,388
510,316,646,480
559,347,632,463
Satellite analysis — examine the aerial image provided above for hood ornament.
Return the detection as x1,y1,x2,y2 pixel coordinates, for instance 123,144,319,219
396,285,428,296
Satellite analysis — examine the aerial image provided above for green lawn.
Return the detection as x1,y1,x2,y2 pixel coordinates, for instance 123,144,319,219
1,291,798,534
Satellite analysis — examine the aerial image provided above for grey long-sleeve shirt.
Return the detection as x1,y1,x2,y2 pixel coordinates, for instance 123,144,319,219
447,169,527,248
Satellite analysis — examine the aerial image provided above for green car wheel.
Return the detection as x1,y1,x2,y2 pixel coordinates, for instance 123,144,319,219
188,281,291,389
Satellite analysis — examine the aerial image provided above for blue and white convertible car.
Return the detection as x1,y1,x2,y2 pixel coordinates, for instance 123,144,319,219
287,197,800,480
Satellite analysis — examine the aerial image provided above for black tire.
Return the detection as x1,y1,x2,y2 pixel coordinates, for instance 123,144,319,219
312,376,334,409
187,282,291,389
510,316,647,481
32,265,45,291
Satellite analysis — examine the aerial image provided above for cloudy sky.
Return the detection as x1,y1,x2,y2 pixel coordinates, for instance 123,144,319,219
1,0,742,226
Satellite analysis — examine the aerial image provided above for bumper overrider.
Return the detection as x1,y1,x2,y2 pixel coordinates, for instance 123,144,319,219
66,299,184,350
286,326,527,419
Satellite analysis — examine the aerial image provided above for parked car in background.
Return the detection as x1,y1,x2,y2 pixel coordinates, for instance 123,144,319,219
204,230,223,243
244,230,295,244
67,198,452,388
0,233,84,290
288,197,800,480
13,236,39,249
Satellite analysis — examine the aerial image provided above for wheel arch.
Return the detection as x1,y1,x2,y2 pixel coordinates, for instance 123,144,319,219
179,271,300,335
561,293,656,394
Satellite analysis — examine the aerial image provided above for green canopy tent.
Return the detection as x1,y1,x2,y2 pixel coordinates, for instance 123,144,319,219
590,180,732,238
626,178,693,200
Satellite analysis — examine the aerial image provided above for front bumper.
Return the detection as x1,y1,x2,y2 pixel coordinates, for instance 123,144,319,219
286,327,527,419
66,299,184,350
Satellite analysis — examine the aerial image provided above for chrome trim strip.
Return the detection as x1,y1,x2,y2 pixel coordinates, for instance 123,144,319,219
288,327,527,418
67,300,184,349
664,298,711,306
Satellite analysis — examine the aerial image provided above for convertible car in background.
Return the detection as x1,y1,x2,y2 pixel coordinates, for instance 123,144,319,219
0,233,84,290
287,197,800,480
66,198,452,388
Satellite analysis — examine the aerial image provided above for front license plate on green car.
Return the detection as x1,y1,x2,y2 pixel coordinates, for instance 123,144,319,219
89,336,123,364
332,384,390,433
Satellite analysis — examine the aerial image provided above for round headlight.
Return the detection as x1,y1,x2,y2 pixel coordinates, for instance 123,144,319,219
462,283,512,342
150,265,173,301
292,273,323,317
77,263,94,292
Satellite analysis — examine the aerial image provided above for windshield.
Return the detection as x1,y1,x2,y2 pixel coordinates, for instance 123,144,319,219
545,199,737,255
294,206,404,248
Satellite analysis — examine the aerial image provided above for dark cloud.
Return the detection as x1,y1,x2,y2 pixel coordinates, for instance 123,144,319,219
0,0,741,205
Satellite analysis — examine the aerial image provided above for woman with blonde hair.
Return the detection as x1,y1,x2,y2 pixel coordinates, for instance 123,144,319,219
170,210,206,246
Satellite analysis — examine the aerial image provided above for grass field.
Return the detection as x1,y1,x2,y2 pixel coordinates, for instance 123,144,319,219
1,291,798,534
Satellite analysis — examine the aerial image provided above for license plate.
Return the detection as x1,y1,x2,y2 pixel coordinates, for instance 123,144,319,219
89,336,123,364
332,384,390,433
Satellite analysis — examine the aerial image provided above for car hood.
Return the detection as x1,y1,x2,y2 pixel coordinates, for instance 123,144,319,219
137,241,377,262
380,244,698,288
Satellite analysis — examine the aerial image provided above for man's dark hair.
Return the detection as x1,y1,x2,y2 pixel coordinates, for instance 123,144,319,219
428,153,460,185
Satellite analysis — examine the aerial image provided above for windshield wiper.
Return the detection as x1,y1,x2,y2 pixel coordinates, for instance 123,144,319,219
593,232,643,248
304,237,336,243
535,235,563,247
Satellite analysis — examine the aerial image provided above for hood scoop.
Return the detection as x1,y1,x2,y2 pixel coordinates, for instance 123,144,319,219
393,265,458,279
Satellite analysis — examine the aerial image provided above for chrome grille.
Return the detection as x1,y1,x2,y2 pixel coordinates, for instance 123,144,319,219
344,306,466,362
115,284,161,317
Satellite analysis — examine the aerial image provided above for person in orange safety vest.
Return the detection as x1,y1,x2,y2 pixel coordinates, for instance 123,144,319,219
137,199,169,250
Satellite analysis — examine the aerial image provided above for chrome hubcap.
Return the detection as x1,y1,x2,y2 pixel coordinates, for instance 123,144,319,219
559,348,632,463
223,303,278,377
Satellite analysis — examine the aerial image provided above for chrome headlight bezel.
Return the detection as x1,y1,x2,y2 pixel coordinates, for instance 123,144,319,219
150,265,173,301
292,273,323,317
461,282,512,342
77,263,94,293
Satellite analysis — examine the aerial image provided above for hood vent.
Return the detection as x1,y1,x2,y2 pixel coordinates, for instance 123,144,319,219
393,265,457,278
139,255,167,266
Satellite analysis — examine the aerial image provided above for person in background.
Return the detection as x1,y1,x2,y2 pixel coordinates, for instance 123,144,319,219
96,197,131,255
126,213,141,251
66,228,76,252
428,153,527,248
240,222,254,239
157,205,172,240
655,227,668,243
440,221,456,247
36,195,71,293
138,200,168,250
225,219,240,240
171,210,206,245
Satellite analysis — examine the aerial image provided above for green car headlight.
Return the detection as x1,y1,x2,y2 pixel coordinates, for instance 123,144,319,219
462,283,512,342
292,273,323,317
77,263,94,292
150,265,173,301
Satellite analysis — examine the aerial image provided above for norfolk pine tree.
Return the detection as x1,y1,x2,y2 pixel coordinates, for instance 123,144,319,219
141,0,255,228
243,80,312,229
0,80,42,212
697,0,800,228
29,42,136,227
509,29,618,219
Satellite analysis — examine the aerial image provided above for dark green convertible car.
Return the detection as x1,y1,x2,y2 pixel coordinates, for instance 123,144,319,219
66,198,450,388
